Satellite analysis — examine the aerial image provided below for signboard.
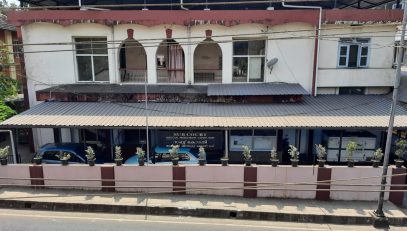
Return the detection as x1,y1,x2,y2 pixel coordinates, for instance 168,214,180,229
157,131,223,149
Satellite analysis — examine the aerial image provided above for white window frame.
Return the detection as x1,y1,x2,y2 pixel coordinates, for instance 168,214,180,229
232,39,267,82
74,37,109,83
393,42,406,66
337,38,370,68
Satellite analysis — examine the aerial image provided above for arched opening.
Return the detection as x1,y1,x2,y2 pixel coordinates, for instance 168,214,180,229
194,39,222,83
119,39,147,83
156,39,185,83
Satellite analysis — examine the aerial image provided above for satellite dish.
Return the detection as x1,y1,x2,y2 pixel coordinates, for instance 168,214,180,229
267,58,278,69
266,58,278,73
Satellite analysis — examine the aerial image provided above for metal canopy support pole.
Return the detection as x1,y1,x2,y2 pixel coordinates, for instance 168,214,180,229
373,2,407,228
145,74,150,166
224,130,228,158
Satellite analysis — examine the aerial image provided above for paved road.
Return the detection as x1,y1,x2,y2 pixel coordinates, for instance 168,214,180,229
0,208,404,231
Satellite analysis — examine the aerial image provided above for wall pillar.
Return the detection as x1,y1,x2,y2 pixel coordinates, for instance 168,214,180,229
29,165,44,186
173,166,186,194
101,166,115,192
389,167,406,205
218,41,232,83
243,166,257,198
145,46,158,84
316,167,331,200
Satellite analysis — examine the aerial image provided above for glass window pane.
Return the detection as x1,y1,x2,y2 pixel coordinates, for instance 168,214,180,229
339,46,348,56
76,56,93,81
254,130,276,136
339,57,347,66
249,57,264,82
92,38,108,54
361,46,368,56
93,56,109,81
69,152,82,163
231,130,252,136
233,41,248,55
75,38,92,54
233,57,248,82
348,45,359,67
248,40,265,55
360,57,367,66
42,151,59,161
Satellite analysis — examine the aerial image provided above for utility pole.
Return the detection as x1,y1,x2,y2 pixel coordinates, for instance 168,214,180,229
373,3,407,228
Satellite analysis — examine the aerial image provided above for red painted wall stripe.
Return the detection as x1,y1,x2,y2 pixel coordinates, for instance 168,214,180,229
316,167,331,201
29,165,44,186
243,166,257,198
173,166,186,194
101,166,115,192
389,167,406,206
7,10,402,28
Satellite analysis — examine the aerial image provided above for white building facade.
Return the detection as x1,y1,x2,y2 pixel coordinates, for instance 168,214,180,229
3,9,407,164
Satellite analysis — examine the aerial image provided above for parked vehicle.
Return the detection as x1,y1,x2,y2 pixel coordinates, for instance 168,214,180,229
124,146,198,165
36,143,101,164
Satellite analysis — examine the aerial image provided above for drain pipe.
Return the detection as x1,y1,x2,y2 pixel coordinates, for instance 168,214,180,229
282,1,321,96
180,0,189,10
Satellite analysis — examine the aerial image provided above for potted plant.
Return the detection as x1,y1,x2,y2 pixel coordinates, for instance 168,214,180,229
169,144,180,166
198,146,206,166
346,141,358,167
242,145,252,166
315,144,327,167
288,145,299,167
372,148,383,168
395,139,407,168
85,146,96,166
0,146,10,166
136,147,145,166
56,151,71,166
115,146,123,166
270,147,278,167
220,155,228,166
33,152,42,165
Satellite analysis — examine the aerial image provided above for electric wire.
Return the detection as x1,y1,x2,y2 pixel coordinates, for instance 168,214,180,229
1,0,331,10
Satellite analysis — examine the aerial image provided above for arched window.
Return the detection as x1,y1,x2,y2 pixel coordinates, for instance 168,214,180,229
119,39,147,83
156,39,185,83
194,39,222,83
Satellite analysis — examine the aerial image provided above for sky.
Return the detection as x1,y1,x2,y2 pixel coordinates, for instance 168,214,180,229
8,0,19,6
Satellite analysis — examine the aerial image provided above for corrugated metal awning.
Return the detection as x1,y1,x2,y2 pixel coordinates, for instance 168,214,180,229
2,95,407,129
207,83,309,96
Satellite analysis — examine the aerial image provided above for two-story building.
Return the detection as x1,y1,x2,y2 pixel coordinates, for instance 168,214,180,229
1,0,407,164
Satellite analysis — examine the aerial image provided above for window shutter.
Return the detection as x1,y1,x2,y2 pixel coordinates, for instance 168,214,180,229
358,45,369,67
338,44,349,67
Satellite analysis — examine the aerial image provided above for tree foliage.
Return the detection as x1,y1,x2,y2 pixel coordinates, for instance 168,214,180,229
0,0,18,14
0,42,18,122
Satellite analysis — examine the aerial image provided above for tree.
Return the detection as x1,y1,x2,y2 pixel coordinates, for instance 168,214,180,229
0,0,18,14
0,44,18,122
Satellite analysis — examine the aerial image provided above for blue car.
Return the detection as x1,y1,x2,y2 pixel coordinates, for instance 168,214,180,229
37,143,99,164
125,147,198,165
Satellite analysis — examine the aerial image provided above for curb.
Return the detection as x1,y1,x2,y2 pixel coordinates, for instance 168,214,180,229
0,199,406,226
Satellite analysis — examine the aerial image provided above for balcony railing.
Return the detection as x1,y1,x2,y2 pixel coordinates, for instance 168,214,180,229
194,69,222,83
157,69,185,83
120,69,147,83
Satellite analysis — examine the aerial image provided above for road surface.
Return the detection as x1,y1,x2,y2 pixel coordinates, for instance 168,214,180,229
0,208,404,231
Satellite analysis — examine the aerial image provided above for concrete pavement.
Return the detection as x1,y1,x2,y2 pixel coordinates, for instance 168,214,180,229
0,187,406,226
